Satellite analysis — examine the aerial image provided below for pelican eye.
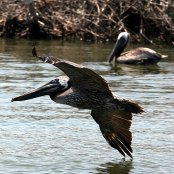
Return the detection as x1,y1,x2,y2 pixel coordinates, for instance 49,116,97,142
59,80,69,89
52,79,60,83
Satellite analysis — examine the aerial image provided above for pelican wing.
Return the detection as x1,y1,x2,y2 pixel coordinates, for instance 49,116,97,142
91,108,133,158
33,48,112,96
56,60,111,93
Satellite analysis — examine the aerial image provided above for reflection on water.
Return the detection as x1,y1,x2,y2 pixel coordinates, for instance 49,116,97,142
110,64,162,75
96,160,133,174
0,39,174,174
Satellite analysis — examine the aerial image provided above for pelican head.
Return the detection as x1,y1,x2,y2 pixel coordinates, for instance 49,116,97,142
109,32,129,62
11,76,70,102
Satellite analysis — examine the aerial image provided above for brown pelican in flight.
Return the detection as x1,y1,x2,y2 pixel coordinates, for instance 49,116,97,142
12,48,144,158
109,32,167,65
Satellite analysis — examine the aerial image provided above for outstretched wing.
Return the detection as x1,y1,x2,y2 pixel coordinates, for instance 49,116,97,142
32,47,112,96
91,108,133,158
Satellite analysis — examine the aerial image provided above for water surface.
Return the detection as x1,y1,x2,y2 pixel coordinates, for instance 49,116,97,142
0,39,174,174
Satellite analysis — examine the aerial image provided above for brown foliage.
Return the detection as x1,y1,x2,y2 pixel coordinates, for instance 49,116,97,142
0,0,174,44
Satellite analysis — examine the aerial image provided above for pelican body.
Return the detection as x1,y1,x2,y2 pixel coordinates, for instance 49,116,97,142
12,48,144,158
109,32,167,65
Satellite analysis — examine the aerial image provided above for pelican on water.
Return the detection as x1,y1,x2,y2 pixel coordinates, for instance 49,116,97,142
109,32,167,65
12,48,144,158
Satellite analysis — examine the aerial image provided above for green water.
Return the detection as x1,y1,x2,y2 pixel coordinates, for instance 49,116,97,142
0,39,174,173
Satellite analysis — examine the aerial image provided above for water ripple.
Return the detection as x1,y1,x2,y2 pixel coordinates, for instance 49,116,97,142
0,42,174,174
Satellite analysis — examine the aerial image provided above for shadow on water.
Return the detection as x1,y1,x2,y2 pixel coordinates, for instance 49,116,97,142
96,160,133,174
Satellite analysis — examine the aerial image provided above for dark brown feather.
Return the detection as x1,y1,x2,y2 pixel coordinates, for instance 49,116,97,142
91,109,134,158
113,97,144,114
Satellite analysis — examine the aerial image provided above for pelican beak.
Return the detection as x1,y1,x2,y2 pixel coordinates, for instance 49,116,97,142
109,32,129,63
109,38,125,62
11,79,66,102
